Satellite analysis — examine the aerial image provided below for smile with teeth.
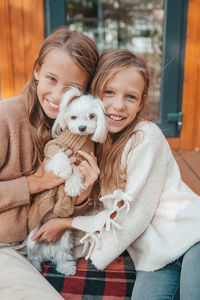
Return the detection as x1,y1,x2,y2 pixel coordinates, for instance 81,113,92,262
107,114,125,121
46,98,59,109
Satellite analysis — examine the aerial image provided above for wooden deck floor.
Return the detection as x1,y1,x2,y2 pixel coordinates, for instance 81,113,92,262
173,150,200,195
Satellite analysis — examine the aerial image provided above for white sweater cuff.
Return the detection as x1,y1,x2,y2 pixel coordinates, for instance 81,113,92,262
72,210,110,233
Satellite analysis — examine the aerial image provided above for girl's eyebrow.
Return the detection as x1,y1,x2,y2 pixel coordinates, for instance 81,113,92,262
105,84,139,95
46,72,85,91
46,72,81,85
46,71,55,75
70,82,85,90
46,71,57,78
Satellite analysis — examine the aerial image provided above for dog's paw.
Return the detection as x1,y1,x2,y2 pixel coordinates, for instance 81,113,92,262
46,151,72,178
28,257,42,272
64,166,84,196
64,184,81,197
56,261,76,276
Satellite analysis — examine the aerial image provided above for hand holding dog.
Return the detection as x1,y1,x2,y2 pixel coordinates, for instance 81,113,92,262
27,159,65,195
75,151,100,205
32,217,73,242
32,151,99,243
27,88,107,274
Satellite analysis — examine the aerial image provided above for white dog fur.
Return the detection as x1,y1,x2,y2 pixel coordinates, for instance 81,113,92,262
45,87,107,196
27,87,107,275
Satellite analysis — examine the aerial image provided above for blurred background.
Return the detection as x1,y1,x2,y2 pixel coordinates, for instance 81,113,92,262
0,0,200,150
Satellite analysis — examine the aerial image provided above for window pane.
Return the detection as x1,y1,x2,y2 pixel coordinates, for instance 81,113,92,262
66,0,164,119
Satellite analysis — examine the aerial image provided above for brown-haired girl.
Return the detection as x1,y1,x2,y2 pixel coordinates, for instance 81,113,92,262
47,49,200,299
0,26,99,299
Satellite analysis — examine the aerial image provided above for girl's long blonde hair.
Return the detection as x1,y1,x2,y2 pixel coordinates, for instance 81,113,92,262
91,49,151,192
23,27,99,172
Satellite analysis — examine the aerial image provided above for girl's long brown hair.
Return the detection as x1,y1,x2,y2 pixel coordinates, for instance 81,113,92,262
23,27,99,173
91,49,151,193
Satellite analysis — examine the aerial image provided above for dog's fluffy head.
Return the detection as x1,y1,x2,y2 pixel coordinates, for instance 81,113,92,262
52,88,108,143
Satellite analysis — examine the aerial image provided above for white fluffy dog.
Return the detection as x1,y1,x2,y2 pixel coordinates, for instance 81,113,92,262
46,87,107,196
27,87,107,276
27,227,76,275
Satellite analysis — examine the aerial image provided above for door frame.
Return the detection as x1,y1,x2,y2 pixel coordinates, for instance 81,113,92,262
44,0,188,138
158,0,188,137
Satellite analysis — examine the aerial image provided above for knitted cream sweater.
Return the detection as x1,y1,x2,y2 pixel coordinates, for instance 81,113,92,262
72,121,200,271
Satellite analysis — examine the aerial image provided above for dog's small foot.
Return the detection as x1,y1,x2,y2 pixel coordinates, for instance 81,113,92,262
64,167,84,196
56,261,76,276
46,152,72,179
28,258,42,272
64,185,81,197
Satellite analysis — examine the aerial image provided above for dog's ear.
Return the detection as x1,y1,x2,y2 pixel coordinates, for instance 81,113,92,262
92,98,108,143
51,117,64,138
59,87,81,114
51,87,81,138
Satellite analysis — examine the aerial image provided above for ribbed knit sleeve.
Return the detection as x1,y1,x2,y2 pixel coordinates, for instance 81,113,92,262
0,107,30,212
0,119,9,166
0,177,30,211
72,122,170,270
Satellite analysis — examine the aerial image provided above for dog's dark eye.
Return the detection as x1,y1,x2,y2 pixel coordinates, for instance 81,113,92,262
71,116,77,120
89,113,95,119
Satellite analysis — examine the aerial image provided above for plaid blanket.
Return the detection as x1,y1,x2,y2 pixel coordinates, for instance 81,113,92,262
41,252,136,299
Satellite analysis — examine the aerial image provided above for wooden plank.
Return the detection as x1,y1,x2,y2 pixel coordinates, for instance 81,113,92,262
173,151,200,195
9,0,26,95
179,150,200,178
167,138,180,150
193,59,200,149
0,0,14,99
180,0,200,150
0,0,45,99
22,0,44,81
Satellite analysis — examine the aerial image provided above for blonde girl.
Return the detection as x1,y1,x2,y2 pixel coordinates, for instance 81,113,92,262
0,26,99,299
42,49,200,300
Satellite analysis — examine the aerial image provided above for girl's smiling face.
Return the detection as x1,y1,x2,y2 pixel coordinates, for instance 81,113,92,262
34,49,88,119
101,66,145,134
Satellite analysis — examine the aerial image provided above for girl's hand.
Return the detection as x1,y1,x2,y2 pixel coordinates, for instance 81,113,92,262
75,151,100,205
32,217,73,242
27,159,65,194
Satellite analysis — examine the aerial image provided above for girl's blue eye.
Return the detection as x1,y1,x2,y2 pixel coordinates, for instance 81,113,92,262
48,76,56,82
104,90,113,96
128,95,136,101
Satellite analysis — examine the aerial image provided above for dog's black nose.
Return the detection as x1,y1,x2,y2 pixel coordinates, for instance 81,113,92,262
79,125,87,132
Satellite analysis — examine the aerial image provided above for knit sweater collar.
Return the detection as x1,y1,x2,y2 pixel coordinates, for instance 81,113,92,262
57,129,94,153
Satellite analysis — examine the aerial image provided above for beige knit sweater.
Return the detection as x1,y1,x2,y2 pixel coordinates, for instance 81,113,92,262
0,95,93,242
28,130,95,231
0,95,32,242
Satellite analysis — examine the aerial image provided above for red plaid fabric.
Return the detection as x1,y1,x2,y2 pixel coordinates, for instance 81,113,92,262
41,253,135,299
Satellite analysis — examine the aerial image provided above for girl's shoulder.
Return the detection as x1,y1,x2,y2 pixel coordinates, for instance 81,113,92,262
123,121,169,155
133,120,166,144
0,94,27,121
123,121,171,164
